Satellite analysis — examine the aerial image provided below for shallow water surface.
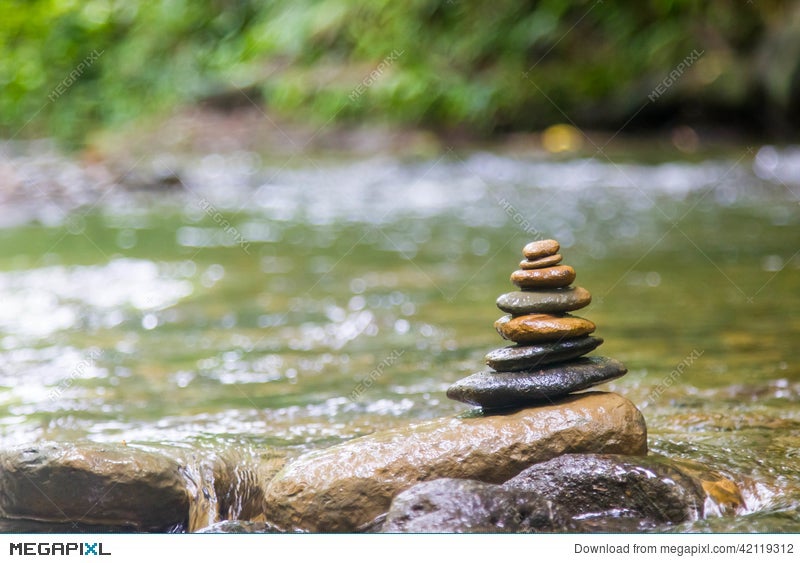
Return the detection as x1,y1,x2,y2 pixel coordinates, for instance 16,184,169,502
0,146,798,531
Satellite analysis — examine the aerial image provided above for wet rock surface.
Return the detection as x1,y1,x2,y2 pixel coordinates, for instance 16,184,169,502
504,454,743,529
0,442,190,532
0,442,286,533
382,478,574,533
262,392,647,532
379,454,746,533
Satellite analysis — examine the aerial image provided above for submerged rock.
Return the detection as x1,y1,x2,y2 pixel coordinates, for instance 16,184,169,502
262,392,646,532
0,442,189,532
667,458,746,517
504,454,743,530
382,478,573,533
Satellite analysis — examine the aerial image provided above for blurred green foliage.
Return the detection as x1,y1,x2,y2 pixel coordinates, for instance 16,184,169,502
0,0,794,146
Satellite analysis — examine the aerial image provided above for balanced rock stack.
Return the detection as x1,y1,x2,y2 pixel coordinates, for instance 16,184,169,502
447,239,627,409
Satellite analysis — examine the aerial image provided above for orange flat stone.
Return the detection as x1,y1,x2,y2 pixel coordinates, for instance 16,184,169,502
511,265,576,289
495,313,596,343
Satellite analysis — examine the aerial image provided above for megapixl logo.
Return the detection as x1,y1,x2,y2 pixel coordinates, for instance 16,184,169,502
9,542,111,556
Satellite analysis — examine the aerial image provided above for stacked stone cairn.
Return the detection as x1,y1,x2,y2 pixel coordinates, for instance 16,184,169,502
447,239,627,409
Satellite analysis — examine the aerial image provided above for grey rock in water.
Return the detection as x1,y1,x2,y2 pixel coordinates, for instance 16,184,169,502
382,478,574,533
503,454,743,530
447,356,627,409
485,336,603,371
382,455,745,532
504,454,744,532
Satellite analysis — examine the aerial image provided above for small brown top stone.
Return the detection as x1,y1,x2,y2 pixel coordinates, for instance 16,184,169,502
523,239,560,260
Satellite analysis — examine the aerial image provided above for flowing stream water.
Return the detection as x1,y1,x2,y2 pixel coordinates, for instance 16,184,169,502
0,143,798,531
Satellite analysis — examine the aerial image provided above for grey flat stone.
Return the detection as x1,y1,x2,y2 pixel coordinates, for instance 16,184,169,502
485,336,603,371
496,287,591,315
447,356,627,409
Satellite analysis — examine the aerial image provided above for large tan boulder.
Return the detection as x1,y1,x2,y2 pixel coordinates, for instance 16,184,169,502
263,391,647,531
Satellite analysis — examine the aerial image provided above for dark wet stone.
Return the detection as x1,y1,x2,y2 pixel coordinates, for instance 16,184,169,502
0,442,189,532
382,478,574,533
511,265,576,289
523,239,559,260
503,454,737,529
495,313,595,343
446,356,627,408
496,287,592,315
519,254,562,269
195,520,281,533
485,336,603,371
